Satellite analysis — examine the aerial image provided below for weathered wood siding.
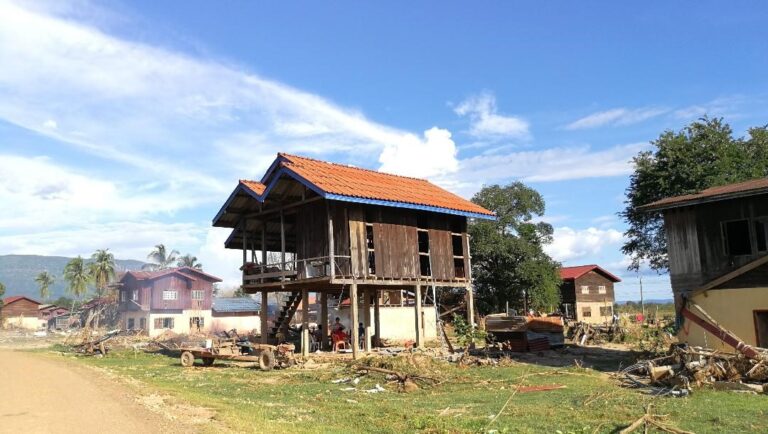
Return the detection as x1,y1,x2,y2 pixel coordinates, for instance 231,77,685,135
1,298,39,318
147,275,212,311
336,201,466,280
573,271,616,303
295,200,328,263
666,194,768,294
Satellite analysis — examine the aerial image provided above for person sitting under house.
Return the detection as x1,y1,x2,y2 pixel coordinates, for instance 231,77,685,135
358,322,365,349
331,317,349,351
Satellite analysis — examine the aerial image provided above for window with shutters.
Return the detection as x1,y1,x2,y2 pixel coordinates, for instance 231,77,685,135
162,290,178,301
598,285,606,294
582,307,592,318
191,290,204,300
580,286,589,294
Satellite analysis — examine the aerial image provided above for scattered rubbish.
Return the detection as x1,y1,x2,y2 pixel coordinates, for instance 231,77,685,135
515,384,566,393
364,384,386,393
568,322,625,346
340,387,356,392
485,314,565,352
331,378,351,384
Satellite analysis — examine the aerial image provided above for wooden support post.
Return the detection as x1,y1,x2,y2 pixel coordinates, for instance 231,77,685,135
350,282,359,359
280,211,286,283
466,284,475,329
260,224,267,283
373,289,381,348
320,291,329,350
327,203,335,279
301,289,309,357
242,220,248,266
414,283,423,347
363,289,372,352
260,290,268,344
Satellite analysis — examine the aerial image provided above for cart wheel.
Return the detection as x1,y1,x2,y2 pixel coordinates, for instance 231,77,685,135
180,351,195,367
202,357,215,367
259,350,276,371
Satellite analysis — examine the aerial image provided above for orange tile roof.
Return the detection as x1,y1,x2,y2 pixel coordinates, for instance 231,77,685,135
270,153,495,217
240,179,265,196
560,265,621,282
642,177,768,211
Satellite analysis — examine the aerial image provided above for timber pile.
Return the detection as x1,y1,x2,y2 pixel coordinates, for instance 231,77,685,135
568,322,624,345
620,344,768,396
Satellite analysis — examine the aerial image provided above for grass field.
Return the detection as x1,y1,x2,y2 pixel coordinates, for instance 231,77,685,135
48,346,768,434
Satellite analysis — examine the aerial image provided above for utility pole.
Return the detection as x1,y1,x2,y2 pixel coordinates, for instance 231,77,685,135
638,271,645,318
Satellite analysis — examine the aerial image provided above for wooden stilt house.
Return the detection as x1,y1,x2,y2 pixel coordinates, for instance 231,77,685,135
212,153,495,358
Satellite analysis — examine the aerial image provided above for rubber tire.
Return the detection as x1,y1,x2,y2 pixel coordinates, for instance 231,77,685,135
180,351,195,368
259,350,276,371
202,357,215,367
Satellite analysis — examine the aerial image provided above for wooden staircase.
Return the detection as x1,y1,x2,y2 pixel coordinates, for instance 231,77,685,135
269,291,301,340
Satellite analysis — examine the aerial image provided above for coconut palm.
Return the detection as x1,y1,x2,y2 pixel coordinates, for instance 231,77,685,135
89,249,116,296
177,254,202,270
63,256,90,299
143,244,179,271
35,271,55,302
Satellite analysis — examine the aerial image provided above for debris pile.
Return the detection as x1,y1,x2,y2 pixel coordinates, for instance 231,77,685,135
619,344,768,396
568,322,625,346
485,314,564,352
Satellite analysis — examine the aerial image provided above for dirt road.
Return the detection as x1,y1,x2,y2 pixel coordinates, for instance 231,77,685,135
0,350,184,434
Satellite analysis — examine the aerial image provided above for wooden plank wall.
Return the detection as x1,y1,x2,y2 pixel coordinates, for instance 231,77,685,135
347,205,368,277
295,200,328,269
148,275,213,311
428,215,454,280
330,202,352,275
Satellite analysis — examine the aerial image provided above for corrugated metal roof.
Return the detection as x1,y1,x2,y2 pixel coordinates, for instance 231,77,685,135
560,265,621,282
2,295,41,305
212,297,261,313
641,177,768,211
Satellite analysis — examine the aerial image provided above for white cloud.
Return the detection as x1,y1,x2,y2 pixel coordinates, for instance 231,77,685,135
673,96,744,120
196,227,244,288
435,143,649,197
378,127,459,178
454,92,529,139
565,107,667,130
544,226,625,263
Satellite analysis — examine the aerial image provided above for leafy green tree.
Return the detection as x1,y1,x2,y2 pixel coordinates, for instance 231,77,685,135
470,182,561,314
177,254,202,270
621,117,768,271
63,256,90,299
143,244,180,271
35,271,55,302
89,249,116,296
53,296,74,308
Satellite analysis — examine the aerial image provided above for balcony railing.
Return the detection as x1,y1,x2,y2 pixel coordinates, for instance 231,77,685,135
242,255,352,285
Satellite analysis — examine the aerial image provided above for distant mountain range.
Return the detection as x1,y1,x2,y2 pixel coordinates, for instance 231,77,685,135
0,254,145,301
616,298,674,304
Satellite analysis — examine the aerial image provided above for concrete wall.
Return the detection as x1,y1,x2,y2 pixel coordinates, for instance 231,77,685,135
329,306,437,342
679,287,768,352
209,315,261,334
2,315,45,330
575,301,614,324
121,310,213,337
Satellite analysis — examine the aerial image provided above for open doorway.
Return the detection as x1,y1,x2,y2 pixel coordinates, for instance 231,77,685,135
754,310,768,347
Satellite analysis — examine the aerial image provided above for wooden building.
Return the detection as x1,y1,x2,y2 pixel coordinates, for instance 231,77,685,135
1,295,43,329
559,265,620,324
642,178,768,350
212,153,495,358
115,267,222,337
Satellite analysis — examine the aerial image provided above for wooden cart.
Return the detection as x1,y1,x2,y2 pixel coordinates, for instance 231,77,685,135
179,332,295,370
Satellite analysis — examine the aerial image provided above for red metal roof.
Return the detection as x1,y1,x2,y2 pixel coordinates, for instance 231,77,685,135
642,177,768,211
560,265,621,282
122,267,222,283
2,295,41,305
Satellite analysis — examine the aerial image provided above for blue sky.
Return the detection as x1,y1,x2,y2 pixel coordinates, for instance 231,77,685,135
1,0,767,300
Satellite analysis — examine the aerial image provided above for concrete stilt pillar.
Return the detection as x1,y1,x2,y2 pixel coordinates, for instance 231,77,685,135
414,283,423,347
373,290,381,347
320,291,329,350
363,289,372,352
466,284,475,328
350,283,359,359
301,289,309,357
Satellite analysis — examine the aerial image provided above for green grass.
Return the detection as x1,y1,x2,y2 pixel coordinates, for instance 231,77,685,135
50,349,767,433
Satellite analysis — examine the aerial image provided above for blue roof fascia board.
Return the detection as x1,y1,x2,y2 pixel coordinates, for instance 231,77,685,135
324,194,496,220
259,166,327,200
259,154,288,184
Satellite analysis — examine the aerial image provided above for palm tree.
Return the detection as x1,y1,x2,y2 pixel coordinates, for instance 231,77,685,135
35,271,55,302
89,249,116,296
143,244,180,271
63,256,90,299
177,254,202,270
